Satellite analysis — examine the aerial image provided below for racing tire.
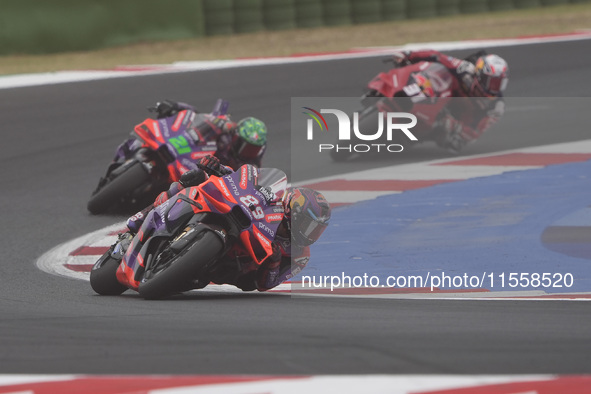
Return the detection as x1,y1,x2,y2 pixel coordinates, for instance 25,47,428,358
90,252,128,295
87,161,150,215
138,230,224,300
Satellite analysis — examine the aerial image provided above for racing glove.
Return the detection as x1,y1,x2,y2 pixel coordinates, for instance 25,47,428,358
391,50,411,66
197,155,232,177
151,100,181,118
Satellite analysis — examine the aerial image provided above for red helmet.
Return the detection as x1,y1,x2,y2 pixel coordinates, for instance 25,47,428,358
284,187,331,246
472,54,509,97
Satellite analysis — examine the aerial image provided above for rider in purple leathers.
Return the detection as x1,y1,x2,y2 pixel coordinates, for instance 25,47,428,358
393,50,509,153
152,100,267,169
124,155,332,292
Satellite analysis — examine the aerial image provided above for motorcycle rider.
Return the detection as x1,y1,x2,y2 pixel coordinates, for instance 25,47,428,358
235,185,331,292
392,50,508,153
153,99,268,169
121,155,332,292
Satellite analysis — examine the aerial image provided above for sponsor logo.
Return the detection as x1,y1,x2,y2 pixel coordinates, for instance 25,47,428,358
160,119,171,138
258,222,275,237
226,175,240,196
152,120,162,140
240,166,248,189
266,213,283,223
172,112,185,131
259,186,277,201
217,178,232,200
155,199,170,214
255,230,271,248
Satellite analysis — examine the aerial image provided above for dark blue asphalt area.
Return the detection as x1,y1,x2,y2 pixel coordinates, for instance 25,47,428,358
310,160,591,293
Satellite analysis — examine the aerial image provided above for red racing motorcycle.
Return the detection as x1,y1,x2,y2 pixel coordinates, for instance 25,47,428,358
330,59,456,161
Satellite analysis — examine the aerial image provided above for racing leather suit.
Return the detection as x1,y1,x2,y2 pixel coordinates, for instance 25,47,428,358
155,100,262,169
405,50,505,153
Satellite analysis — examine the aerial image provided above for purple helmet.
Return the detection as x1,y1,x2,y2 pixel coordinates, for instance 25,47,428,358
284,187,331,246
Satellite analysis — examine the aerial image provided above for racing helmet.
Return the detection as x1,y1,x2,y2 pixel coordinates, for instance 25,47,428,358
284,187,331,247
473,54,509,96
232,117,267,161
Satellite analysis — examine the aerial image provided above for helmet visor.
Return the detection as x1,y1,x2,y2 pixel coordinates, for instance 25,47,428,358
482,74,508,95
294,208,329,245
233,137,265,160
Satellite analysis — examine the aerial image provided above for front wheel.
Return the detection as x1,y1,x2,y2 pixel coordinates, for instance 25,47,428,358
90,250,128,295
138,230,224,300
87,161,151,215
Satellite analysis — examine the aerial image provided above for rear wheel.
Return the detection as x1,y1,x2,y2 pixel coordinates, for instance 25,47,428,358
90,250,128,295
87,161,151,215
138,230,224,300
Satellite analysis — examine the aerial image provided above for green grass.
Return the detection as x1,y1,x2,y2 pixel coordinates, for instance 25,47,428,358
1,3,590,76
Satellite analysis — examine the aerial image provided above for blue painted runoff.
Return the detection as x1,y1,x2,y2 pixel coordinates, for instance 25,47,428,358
305,160,591,293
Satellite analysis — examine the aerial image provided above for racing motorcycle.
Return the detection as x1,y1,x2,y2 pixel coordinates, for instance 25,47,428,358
87,99,232,214
330,58,456,162
89,164,287,300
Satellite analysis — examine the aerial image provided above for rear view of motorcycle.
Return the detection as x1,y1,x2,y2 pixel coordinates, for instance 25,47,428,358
90,164,288,300
87,100,230,214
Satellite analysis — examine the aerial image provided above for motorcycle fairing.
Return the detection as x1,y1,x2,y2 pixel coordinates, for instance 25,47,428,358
133,110,221,182
116,165,287,291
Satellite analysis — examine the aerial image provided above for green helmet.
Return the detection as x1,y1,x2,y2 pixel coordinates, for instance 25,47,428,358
237,117,267,146
233,117,268,160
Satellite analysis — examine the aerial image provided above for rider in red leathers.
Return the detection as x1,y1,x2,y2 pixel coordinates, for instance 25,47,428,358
393,50,509,153
123,155,332,292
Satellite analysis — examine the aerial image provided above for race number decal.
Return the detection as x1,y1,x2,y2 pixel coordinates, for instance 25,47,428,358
240,195,265,220
169,136,191,155
403,83,421,96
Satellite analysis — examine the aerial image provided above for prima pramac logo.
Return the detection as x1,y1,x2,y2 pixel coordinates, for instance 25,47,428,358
303,107,418,153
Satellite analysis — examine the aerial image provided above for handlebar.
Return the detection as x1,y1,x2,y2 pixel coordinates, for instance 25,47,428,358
382,56,410,68
197,163,226,178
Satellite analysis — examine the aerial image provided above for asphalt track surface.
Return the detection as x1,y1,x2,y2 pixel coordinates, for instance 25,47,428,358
1,40,591,374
